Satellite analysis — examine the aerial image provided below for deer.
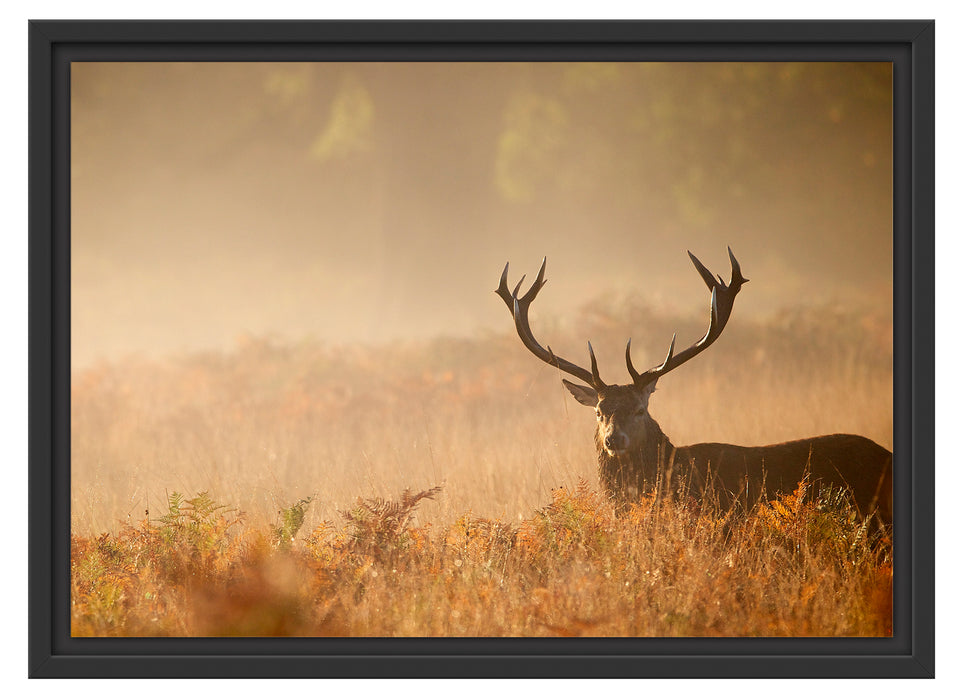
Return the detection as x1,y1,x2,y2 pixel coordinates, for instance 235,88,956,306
495,248,892,528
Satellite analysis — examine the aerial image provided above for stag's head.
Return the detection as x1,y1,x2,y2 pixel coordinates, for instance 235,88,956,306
495,248,747,458
562,378,659,456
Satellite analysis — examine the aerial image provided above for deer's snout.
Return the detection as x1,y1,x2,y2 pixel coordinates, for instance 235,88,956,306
603,431,630,455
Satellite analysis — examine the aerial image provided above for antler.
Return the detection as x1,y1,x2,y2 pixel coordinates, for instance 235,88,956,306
495,258,606,389
626,247,747,388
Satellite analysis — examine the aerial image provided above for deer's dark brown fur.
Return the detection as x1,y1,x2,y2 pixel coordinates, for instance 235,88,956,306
496,249,893,528
589,389,890,521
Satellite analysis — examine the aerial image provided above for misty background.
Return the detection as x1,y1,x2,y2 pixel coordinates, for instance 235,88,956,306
71,62,892,369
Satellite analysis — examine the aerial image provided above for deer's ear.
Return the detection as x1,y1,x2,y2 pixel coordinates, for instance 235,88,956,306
562,379,599,407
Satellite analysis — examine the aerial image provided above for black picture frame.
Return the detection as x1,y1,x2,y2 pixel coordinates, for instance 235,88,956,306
28,19,935,678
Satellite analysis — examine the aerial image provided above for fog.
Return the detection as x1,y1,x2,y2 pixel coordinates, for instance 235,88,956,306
71,62,892,369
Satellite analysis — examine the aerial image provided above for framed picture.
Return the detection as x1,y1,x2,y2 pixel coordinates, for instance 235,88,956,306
29,20,934,677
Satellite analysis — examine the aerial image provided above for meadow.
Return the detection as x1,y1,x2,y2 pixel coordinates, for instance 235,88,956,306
70,297,893,636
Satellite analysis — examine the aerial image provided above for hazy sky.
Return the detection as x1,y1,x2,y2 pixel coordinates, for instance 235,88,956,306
71,62,892,368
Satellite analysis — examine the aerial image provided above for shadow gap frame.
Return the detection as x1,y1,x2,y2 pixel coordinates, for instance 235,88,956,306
28,19,935,678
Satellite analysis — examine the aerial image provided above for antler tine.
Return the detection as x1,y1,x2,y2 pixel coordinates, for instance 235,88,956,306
688,250,719,291
625,338,639,383
530,256,548,296
496,258,599,388
728,246,748,286
496,261,510,297
587,341,606,389
511,275,527,300
654,333,678,373
630,248,746,388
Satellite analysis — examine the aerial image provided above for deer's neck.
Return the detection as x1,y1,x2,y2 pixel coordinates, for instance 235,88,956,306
595,418,674,498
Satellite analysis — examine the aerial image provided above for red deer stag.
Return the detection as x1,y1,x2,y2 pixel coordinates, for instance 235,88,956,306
495,248,892,526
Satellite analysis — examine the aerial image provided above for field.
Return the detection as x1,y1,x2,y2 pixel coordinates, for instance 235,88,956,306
70,298,893,636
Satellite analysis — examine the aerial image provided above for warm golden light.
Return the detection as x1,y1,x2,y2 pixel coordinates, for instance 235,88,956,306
70,62,894,638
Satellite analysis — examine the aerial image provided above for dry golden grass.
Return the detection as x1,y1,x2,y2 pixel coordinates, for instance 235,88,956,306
70,479,891,637
70,300,893,637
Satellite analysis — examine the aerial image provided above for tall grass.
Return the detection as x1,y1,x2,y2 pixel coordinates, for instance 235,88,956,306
72,299,892,536
71,478,891,637
70,299,892,636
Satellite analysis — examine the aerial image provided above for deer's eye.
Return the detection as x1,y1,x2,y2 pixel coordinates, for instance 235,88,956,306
634,408,645,417
595,409,603,419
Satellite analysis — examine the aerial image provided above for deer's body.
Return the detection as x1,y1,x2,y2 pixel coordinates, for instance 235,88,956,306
597,429,891,522
496,248,893,528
